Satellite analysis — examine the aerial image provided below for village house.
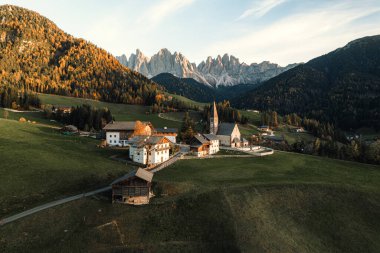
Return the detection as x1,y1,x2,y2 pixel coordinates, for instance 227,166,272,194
189,133,220,157
154,127,178,143
203,133,220,154
128,135,171,165
103,121,153,147
258,125,274,136
258,125,271,132
189,134,210,157
210,101,248,148
111,168,154,205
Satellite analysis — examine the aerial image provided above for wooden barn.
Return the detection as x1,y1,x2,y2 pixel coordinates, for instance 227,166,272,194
111,168,154,205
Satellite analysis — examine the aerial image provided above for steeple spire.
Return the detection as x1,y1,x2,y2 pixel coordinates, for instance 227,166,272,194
210,101,219,134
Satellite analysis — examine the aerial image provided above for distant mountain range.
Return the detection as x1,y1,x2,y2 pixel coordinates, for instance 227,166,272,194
152,73,260,103
232,35,380,130
117,49,298,87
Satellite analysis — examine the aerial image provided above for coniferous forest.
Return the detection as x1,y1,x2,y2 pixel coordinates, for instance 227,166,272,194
0,5,158,106
232,35,380,131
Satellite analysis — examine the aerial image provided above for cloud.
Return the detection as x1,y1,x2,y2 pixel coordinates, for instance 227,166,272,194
138,0,195,25
206,2,380,65
237,0,286,20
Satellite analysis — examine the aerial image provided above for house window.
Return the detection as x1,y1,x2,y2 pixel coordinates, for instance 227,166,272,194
114,135,116,138
109,134,112,138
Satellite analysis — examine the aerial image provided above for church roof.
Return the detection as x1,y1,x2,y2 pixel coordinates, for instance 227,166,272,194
217,123,237,135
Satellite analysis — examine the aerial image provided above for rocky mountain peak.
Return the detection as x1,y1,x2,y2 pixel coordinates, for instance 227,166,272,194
116,49,298,86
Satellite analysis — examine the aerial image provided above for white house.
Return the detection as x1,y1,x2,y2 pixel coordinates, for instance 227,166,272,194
203,134,220,154
129,135,171,166
189,133,220,157
103,121,153,147
189,134,211,157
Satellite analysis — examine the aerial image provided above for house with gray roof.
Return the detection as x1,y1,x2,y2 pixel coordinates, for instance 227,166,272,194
128,135,171,165
103,121,153,147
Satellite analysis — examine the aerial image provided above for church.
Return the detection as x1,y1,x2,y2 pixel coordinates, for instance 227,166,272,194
210,102,248,148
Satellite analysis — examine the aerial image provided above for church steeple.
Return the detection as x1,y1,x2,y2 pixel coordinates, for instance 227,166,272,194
210,101,219,134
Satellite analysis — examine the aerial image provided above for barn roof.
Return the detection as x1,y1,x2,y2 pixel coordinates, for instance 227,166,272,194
111,168,153,185
217,123,237,135
103,121,136,130
194,134,209,144
203,133,219,141
190,134,210,147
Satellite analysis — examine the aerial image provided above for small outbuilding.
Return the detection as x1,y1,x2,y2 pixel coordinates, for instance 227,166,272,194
61,125,79,134
111,168,154,205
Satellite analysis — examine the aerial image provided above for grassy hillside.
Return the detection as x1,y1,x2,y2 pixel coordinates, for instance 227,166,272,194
0,120,131,217
38,93,182,129
1,123,379,253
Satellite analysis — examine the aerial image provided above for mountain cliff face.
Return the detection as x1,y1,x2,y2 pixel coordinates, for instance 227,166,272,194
231,35,380,130
117,49,297,87
0,5,158,105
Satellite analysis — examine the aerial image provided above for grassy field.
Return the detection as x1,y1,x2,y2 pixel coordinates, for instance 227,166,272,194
1,95,380,252
1,125,380,253
163,92,207,108
0,120,132,217
38,93,182,129
159,110,203,123
0,108,57,126
274,125,316,144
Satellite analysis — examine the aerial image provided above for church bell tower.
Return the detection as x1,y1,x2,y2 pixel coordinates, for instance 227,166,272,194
210,101,219,134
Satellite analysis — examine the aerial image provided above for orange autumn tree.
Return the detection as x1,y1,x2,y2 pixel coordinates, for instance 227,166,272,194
133,121,151,136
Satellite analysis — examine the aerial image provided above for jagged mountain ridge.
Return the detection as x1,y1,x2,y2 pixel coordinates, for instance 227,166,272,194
117,49,298,87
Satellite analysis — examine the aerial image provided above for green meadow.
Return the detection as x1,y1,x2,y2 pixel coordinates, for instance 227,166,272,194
1,118,379,252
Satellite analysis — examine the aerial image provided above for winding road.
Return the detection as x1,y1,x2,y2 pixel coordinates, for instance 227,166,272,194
0,186,111,226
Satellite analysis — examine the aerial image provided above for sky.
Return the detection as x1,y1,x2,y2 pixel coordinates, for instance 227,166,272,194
1,0,380,66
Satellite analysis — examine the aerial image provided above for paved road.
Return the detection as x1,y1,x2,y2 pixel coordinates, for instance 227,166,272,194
0,145,188,227
0,186,111,226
